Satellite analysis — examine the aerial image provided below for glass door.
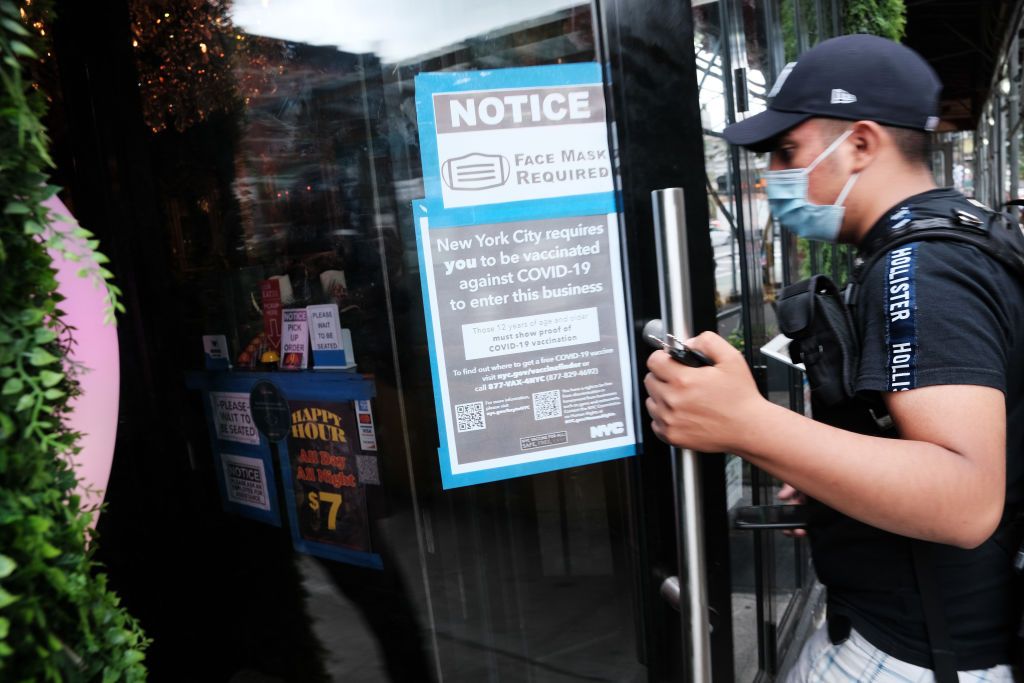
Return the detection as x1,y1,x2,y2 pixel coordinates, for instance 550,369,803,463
46,0,714,681
691,0,843,680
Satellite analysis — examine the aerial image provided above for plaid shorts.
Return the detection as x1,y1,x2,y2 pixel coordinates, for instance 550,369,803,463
782,622,1016,682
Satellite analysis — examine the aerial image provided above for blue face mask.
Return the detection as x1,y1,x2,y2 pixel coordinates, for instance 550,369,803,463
765,129,859,242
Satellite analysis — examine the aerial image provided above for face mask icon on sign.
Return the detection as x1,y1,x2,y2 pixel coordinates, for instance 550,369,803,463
441,153,511,191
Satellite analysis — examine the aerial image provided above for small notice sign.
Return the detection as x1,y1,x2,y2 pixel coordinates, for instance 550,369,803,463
307,304,347,368
203,334,232,370
259,279,283,357
210,391,260,446
221,452,271,511
280,309,309,370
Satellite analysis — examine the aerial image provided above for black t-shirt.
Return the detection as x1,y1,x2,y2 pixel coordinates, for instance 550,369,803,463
807,188,1024,670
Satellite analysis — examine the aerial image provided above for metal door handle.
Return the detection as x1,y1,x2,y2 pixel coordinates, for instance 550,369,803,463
660,575,681,611
651,187,713,683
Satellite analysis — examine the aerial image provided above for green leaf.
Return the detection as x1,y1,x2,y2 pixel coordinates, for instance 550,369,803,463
0,616,9,639
0,588,18,609
39,370,63,388
42,388,64,400
0,555,15,579
33,328,57,344
40,543,60,559
1,18,28,36
0,328,11,342
3,201,28,214
93,252,110,264
23,219,43,235
14,393,33,412
106,628,128,646
9,40,37,59
28,348,58,366
0,412,13,440
19,308,43,325
1,377,22,395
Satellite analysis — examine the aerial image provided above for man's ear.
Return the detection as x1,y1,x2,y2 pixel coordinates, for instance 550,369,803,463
848,120,883,172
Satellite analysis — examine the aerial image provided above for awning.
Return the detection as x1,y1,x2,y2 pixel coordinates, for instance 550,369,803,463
904,0,1024,130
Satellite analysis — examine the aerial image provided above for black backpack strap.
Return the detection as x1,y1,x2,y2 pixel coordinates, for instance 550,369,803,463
847,210,1024,308
910,541,959,683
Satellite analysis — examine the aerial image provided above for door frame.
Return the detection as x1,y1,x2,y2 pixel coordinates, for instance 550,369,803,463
596,0,735,680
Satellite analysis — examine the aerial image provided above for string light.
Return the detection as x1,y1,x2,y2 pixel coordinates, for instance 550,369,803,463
127,0,277,133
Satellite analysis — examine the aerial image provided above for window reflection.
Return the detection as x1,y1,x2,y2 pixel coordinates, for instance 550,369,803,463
232,0,582,62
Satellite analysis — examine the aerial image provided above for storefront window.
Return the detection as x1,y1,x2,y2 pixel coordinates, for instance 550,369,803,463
101,1,647,679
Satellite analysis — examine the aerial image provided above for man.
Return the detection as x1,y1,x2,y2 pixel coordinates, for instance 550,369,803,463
645,34,1024,681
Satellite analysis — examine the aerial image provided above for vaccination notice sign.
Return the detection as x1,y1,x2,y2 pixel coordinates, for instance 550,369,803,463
415,63,636,489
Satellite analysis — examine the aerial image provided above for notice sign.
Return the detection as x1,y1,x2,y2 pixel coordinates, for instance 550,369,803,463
416,64,613,213
417,209,636,488
203,334,231,370
221,453,271,511
415,63,636,489
210,391,260,446
280,308,309,370
307,304,347,368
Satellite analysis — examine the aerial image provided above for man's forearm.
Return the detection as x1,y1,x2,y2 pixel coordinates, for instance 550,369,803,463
733,400,1005,548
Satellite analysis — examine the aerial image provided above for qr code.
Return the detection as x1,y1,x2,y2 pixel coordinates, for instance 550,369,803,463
532,390,562,420
356,455,380,485
455,401,486,432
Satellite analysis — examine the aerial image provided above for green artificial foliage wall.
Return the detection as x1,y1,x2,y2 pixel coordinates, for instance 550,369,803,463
0,1,148,680
843,0,907,41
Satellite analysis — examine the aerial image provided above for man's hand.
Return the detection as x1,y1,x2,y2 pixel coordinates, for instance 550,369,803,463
778,483,808,538
644,331,766,452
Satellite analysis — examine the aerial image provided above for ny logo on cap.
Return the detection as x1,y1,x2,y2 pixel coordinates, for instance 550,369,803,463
830,89,857,104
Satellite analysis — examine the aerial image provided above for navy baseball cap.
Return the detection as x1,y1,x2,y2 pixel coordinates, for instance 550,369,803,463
723,34,942,152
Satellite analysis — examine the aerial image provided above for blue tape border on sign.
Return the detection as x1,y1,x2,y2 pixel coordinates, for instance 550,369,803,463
411,194,616,229
439,444,638,489
414,62,606,210
413,199,637,490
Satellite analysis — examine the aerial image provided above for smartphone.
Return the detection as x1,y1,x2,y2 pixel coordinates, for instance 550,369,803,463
732,504,808,530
